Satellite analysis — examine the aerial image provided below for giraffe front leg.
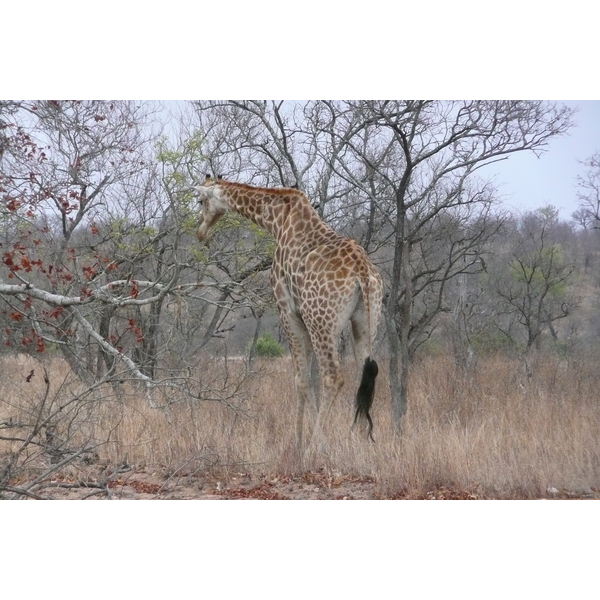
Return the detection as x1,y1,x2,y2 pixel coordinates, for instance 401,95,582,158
279,312,315,450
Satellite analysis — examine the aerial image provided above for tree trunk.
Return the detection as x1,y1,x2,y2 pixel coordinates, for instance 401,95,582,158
199,289,230,349
58,309,95,385
397,236,412,422
388,199,410,426
142,296,165,379
246,309,262,374
96,305,116,378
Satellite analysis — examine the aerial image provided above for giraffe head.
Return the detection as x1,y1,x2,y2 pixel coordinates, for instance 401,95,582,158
194,174,229,242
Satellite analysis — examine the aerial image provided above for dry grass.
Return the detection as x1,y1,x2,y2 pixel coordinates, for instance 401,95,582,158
1,352,599,498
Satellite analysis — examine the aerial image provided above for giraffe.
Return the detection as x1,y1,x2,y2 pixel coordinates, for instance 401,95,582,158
195,175,383,448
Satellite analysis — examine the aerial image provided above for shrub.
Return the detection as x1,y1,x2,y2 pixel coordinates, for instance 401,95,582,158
253,332,285,358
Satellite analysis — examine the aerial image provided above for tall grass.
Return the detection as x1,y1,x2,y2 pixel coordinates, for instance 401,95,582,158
1,352,598,498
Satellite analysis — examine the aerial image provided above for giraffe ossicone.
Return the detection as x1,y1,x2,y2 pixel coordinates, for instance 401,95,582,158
195,176,383,447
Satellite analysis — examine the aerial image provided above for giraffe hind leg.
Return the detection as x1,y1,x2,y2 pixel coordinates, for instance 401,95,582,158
306,340,345,451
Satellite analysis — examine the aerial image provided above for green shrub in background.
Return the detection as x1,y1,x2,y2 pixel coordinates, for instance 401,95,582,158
252,332,285,358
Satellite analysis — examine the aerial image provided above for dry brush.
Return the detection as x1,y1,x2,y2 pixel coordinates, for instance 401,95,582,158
2,351,599,499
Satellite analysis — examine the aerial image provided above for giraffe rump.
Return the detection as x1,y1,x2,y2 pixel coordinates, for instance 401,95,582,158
354,357,378,442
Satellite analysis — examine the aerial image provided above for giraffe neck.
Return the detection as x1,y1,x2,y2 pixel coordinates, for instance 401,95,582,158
219,181,327,242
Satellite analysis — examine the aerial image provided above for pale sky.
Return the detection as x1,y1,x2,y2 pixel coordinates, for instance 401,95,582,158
479,100,600,219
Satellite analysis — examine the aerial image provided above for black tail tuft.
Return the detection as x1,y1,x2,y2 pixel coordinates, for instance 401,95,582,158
354,357,379,442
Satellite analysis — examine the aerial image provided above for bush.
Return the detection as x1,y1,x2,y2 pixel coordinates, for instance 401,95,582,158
253,333,285,358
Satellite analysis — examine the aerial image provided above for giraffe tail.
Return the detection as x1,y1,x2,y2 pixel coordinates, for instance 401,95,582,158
354,357,379,442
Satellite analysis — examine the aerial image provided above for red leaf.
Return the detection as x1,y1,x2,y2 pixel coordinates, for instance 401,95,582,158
21,256,32,272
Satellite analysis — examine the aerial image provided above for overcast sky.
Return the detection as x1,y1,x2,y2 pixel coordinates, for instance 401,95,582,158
479,100,600,219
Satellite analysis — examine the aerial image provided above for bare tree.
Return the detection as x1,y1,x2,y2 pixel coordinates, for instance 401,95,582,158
491,206,577,353
1,101,164,377
326,101,574,423
575,152,600,226
571,153,600,275
0,101,259,400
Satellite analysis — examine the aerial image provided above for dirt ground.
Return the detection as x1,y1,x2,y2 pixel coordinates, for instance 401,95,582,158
41,469,382,500
17,470,470,500
11,467,598,500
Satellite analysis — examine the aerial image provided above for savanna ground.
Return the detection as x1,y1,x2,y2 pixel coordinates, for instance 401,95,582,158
1,351,599,500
